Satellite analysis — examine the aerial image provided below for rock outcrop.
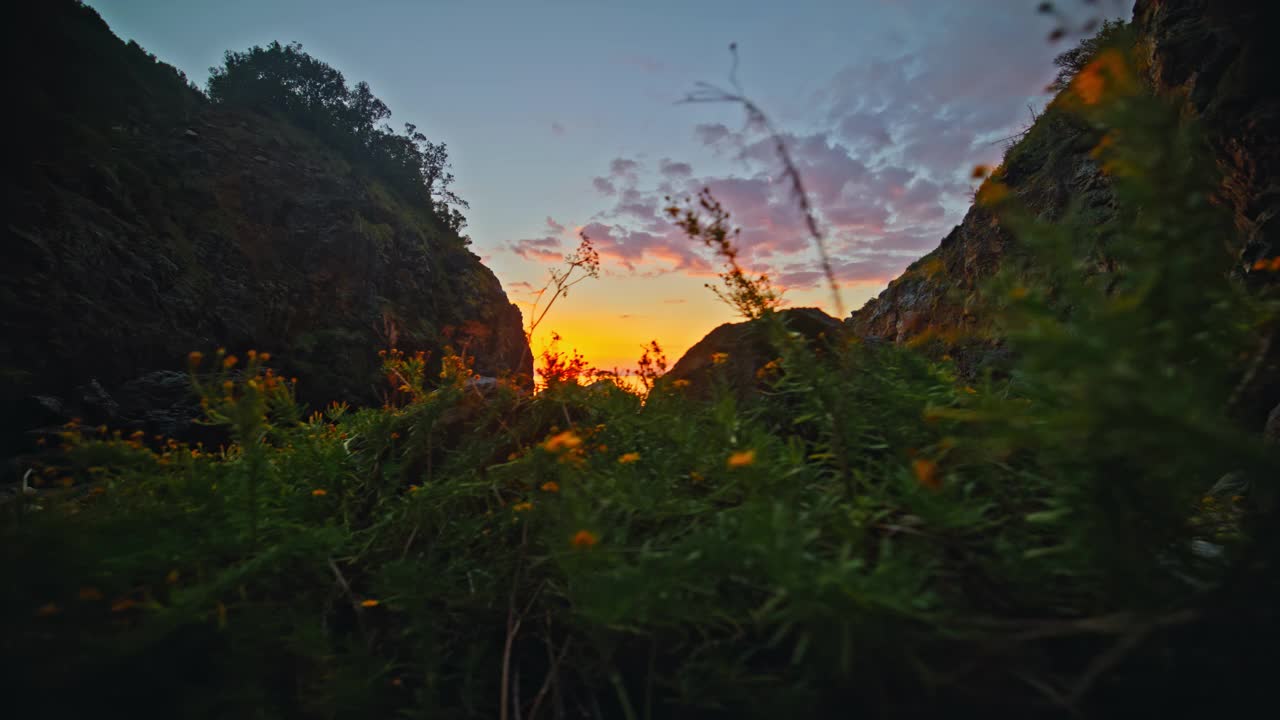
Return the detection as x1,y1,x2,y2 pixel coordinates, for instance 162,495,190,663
665,308,843,397
843,0,1278,421
1,1,531,456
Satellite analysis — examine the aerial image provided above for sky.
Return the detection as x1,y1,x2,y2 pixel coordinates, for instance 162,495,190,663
86,0,1124,374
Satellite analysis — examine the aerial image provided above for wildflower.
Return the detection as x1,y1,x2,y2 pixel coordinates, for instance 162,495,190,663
689,471,704,483
542,430,583,452
311,489,328,497
166,569,180,585
671,379,691,389
726,450,756,468
188,351,204,367
390,432,400,440
360,599,380,608
963,386,978,395
571,530,599,549
977,181,1010,207
971,164,989,179
1009,286,1029,300
512,501,534,512
711,352,729,365
1072,49,1128,105
259,352,271,362
223,355,238,369
36,603,60,617
408,485,420,493
912,459,941,490
79,587,104,601
617,452,640,464
540,481,560,493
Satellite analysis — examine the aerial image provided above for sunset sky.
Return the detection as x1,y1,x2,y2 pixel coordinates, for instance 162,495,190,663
87,0,1121,373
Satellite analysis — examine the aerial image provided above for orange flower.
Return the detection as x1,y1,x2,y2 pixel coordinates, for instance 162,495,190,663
188,351,204,367
540,481,560,493
976,181,1010,207
971,164,989,179
912,458,941,490
223,355,238,369
512,501,534,512
571,530,599,549
726,450,756,468
688,471,704,483
390,432,400,439
617,452,640,464
311,488,328,496
360,599,380,608
711,352,730,365
1071,49,1134,106
259,352,271,362
542,430,583,452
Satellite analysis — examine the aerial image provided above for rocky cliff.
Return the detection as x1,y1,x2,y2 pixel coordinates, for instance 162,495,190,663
844,0,1278,421
1,1,531,455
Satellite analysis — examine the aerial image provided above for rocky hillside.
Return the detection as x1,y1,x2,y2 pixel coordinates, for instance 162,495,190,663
845,0,1278,427
2,1,531,455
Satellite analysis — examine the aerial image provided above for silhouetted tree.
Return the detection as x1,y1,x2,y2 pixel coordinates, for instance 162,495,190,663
207,41,467,233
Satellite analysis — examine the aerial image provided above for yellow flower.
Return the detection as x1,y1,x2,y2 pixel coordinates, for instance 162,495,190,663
571,529,599,549
311,488,328,496
710,352,730,365
912,459,941,490
542,430,583,452
617,452,640,464
512,501,534,512
540,481,560,493
688,471,704,483
360,599,380,608
726,450,756,468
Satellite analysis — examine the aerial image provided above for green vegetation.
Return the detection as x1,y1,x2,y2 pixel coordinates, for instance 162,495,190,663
4,17,1279,720
208,41,468,235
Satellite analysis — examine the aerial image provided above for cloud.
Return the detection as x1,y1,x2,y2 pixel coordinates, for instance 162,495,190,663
592,177,617,196
551,121,565,136
610,158,641,177
659,159,693,179
508,235,564,262
694,123,732,146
